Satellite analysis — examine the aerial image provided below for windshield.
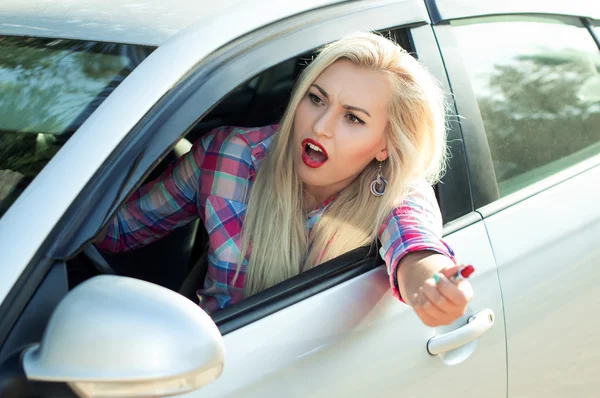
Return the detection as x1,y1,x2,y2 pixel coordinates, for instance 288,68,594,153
0,36,154,218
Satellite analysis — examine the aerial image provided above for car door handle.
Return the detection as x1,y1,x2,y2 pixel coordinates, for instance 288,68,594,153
427,309,495,355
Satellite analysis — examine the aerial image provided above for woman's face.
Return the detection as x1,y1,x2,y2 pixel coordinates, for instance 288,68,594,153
293,59,392,204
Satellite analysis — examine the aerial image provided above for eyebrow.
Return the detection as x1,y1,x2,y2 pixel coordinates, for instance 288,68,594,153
311,84,371,118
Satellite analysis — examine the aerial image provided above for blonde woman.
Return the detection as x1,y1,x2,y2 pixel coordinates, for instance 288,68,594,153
96,32,473,327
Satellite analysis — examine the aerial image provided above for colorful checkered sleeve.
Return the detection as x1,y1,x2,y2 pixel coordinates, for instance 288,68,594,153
378,181,456,301
96,133,215,252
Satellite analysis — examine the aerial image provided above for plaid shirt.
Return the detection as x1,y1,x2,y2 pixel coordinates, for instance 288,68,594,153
97,125,455,313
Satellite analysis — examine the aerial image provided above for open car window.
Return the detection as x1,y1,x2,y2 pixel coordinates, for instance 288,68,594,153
68,28,419,323
0,37,154,218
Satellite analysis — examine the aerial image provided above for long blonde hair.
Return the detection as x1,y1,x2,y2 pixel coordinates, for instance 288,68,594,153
238,32,448,296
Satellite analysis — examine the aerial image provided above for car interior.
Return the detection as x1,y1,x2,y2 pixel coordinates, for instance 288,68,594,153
65,29,413,321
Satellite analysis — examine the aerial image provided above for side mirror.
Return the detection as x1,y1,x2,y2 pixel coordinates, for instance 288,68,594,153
21,275,224,398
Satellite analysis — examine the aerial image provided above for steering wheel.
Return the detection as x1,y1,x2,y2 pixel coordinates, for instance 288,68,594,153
83,245,117,275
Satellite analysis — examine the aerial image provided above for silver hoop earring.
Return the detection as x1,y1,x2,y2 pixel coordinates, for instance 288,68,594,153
370,161,387,197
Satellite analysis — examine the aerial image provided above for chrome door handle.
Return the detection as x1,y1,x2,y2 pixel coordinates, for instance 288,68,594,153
427,309,495,355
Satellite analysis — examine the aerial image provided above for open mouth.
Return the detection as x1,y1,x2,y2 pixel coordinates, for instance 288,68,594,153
301,138,328,168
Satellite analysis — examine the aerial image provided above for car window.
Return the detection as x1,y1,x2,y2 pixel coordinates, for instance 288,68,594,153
68,28,415,308
0,37,154,218
451,16,600,197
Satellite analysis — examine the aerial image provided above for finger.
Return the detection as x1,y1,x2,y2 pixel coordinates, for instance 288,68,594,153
440,264,460,279
413,303,439,327
411,286,428,307
416,299,456,326
422,277,454,313
436,274,472,307
420,295,449,321
412,288,437,316
414,288,458,326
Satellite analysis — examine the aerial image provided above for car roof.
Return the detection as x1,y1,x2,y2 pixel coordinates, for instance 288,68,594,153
2,0,598,47
0,0,345,47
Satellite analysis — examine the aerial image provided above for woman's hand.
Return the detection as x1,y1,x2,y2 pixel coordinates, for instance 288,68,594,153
397,252,474,327
411,265,473,327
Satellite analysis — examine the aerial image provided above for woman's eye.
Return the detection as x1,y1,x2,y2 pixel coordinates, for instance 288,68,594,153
346,113,365,125
309,93,323,105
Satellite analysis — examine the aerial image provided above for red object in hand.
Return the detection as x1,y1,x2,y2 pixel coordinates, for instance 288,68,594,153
451,265,475,281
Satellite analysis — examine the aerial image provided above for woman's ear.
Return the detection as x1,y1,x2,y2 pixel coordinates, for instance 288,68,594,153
376,148,389,162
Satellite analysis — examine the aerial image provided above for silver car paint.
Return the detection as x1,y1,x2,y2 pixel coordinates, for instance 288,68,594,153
181,222,505,398
22,275,225,387
0,0,295,46
483,160,600,397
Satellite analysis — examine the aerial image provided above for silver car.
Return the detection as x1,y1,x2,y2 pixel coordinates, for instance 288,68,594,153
0,0,599,397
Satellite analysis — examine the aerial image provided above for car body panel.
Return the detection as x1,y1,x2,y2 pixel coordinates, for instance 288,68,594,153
435,5,600,396
483,163,600,397
180,221,506,398
0,0,344,46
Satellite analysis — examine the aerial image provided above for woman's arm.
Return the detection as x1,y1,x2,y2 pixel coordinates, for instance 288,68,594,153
397,251,472,327
95,136,211,252
378,181,473,326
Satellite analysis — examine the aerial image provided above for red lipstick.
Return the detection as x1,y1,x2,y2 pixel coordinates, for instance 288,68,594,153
451,265,475,282
301,138,328,168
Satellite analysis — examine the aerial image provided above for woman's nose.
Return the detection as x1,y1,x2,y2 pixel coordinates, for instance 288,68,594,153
313,110,334,139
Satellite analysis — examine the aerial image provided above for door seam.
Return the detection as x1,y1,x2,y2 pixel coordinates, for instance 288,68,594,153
478,210,509,398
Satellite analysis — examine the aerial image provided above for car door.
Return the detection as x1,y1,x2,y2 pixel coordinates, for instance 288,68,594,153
433,2,600,397
1,1,506,397
186,223,504,398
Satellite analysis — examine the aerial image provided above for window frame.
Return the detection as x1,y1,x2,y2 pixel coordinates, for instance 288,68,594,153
410,24,473,222
426,0,600,24
435,11,600,218
583,18,600,48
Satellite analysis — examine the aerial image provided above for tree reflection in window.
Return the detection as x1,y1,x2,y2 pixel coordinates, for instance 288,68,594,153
0,37,154,217
453,17,600,196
